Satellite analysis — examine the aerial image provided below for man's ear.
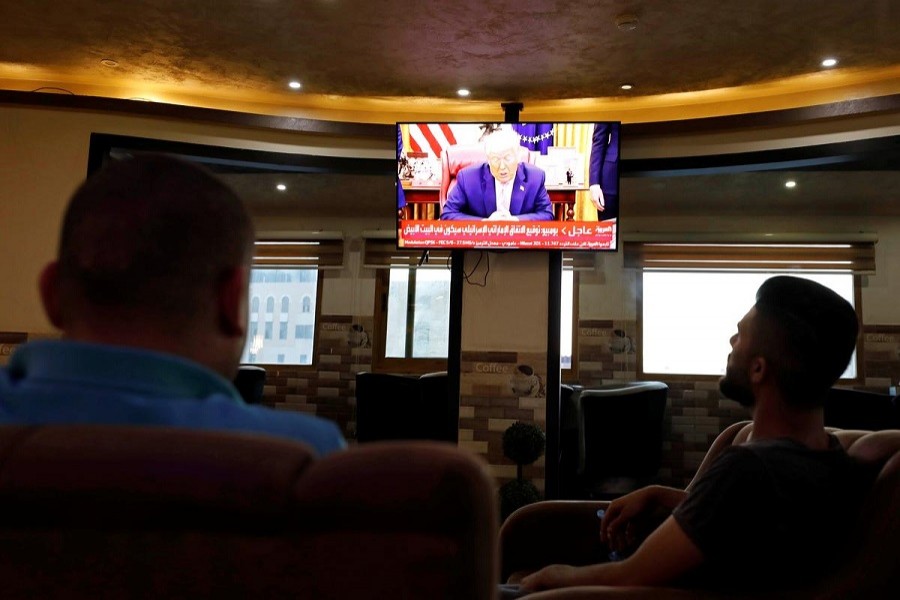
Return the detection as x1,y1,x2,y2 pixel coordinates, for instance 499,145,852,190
38,261,65,329
218,266,249,338
749,355,767,384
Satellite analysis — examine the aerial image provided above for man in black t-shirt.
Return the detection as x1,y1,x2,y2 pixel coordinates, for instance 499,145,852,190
520,276,867,593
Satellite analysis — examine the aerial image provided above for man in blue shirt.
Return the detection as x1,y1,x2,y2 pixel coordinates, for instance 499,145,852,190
0,154,345,456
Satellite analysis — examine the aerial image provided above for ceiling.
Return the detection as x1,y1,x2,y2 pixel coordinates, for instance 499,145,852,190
6,1,900,222
2,0,900,120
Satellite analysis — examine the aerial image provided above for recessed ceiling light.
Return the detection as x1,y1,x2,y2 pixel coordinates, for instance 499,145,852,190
821,58,838,68
288,81,302,90
276,184,287,191
100,58,119,68
785,180,797,189
620,83,634,90
457,88,471,97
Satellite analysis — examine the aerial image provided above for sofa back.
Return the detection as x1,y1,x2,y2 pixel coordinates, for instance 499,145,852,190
0,424,498,599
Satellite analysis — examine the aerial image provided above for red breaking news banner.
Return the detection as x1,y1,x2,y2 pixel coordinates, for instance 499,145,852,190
399,219,616,250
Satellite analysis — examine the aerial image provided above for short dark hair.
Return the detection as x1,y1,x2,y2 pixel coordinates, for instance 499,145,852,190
56,154,255,325
753,276,859,405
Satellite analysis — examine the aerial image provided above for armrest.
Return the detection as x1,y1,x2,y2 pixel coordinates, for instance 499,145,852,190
499,500,610,582
521,586,730,599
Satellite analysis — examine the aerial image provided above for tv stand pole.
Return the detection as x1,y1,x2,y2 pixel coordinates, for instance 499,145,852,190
498,101,562,498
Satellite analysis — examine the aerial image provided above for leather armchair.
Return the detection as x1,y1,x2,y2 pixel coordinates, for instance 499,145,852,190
355,371,456,443
439,144,533,209
500,421,900,598
576,382,668,499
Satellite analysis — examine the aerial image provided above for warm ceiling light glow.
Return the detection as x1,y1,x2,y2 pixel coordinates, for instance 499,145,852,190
821,58,838,68
288,81,302,90
620,83,634,90
276,183,287,191
785,180,797,188
457,88,470,97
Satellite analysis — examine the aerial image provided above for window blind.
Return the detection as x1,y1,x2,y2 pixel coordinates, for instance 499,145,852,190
253,239,344,269
623,242,875,273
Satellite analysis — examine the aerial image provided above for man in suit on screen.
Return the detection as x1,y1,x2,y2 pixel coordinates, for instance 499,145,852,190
588,122,620,221
440,128,554,222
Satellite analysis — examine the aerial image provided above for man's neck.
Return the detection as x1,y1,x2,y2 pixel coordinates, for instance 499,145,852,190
750,389,829,450
62,322,236,380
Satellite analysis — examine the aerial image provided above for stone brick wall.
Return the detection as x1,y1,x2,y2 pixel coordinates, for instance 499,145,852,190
458,351,548,491
262,314,374,441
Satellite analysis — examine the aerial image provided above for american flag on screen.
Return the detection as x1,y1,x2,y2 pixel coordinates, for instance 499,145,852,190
405,123,486,158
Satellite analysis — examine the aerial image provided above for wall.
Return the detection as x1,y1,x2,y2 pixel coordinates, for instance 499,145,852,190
3,101,900,492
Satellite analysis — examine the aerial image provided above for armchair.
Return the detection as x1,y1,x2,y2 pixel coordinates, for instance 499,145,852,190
355,371,456,442
576,382,668,499
500,421,900,598
0,424,498,599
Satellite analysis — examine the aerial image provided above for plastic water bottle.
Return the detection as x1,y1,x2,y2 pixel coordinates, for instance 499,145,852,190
596,509,623,561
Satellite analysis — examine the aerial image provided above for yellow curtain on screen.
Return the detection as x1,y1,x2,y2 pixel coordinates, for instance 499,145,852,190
554,123,597,222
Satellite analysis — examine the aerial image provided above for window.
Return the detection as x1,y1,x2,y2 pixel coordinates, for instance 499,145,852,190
243,268,320,366
251,296,259,313
371,244,580,373
630,242,872,380
302,295,312,313
641,271,858,378
383,267,451,360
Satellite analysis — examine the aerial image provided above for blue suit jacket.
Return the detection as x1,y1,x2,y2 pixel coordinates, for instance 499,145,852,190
589,123,620,196
440,162,554,221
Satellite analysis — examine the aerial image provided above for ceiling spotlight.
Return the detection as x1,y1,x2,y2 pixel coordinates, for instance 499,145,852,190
620,83,634,90
785,180,797,189
821,58,838,68
276,184,287,191
288,81,302,90
457,88,471,97
100,58,119,68
615,14,639,31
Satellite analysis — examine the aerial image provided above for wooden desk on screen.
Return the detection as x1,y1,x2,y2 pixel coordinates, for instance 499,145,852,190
400,181,584,221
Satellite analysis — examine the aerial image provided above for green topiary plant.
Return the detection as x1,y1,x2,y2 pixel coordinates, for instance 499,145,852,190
502,421,546,480
499,421,546,520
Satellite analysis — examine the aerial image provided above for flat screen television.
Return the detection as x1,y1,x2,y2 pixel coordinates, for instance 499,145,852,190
397,121,620,251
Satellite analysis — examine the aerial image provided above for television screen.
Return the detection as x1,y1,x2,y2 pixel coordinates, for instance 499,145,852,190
397,121,619,251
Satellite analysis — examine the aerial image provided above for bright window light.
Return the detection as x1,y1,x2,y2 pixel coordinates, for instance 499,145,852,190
642,272,856,378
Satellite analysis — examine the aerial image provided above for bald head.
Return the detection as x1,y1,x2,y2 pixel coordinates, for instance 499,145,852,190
54,154,254,326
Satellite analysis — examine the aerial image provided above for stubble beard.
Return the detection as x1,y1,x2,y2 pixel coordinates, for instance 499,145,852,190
719,365,756,408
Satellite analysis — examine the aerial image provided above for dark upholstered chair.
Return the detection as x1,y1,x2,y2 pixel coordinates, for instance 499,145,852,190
499,422,900,598
0,424,497,599
233,364,266,404
825,386,898,430
559,383,585,498
355,371,456,443
576,382,668,499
